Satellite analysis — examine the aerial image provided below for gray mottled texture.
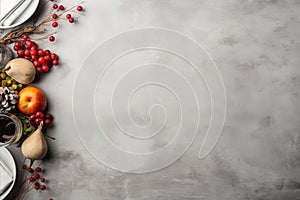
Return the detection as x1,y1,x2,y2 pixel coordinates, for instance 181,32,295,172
4,0,300,199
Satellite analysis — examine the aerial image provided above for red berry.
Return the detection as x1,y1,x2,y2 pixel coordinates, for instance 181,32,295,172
45,113,53,120
17,49,25,57
45,119,52,126
52,21,58,27
40,178,46,182
58,5,64,10
25,40,33,48
31,45,38,50
22,34,29,40
24,49,31,56
77,6,83,11
34,185,40,190
49,198,53,200
36,111,44,119
35,118,42,125
42,65,49,72
25,56,31,61
52,4,58,9
40,185,46,190
52,59,59,66
49,36,55,42
29,177,35,182
38,49,45,56
31,55,39,60
38,57,45,64
51,53,58,60
22,164,27,169
44,55,51,62
35,166,42,172
29,114,36,121
28,168,34,173
34,174,40,179
45,50,51,56
66,13,71,19
52,13,58,19
68,17,74,23
15,41,22,47
30,49,37,56
36,67,43,73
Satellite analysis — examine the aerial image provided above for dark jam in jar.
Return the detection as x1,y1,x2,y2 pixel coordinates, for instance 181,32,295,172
0,115,16,143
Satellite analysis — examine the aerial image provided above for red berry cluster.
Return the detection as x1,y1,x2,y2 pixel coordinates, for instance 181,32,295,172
29,111,53,128
13,34,59,73
21,165,47,190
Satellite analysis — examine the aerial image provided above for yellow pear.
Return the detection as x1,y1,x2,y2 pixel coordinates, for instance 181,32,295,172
21,121,48,167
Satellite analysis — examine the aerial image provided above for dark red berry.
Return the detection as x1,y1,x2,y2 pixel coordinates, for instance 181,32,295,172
34,174,40,179
68,18,74,23
45,119,52,126
22,34,29,40
34,185,40,190
77,6,83,11
33,60,41,67
40,185,46,190
38,49,45,56
25,56,31,61
40,178,46,182
29,177,35,182
28,168,34,173
38,57,45,64
49,198,54,200
36,112,44,118
35,167,42,172
45,114,53,120
25,40,33,48
52,21,58,27
52,4,58,9
36,67,43,73
24,49,31,56
30,49,37,56
51,53,58,60
35,118,42,125
49,36,55,42
29,114,36,121
45,50,51,56
42,65,49,72
44,55,51,62
66,13,71,19
17,50,25,57
52,59,59,66
15,41,22,47
58,5,64,10
52,13,58,19
31,55,39,60
22,164,27,169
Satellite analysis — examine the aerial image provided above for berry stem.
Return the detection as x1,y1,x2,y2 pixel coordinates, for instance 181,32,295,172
45,134,56,140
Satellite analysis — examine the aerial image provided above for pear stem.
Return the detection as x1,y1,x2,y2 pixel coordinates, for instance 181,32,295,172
28,159,34,168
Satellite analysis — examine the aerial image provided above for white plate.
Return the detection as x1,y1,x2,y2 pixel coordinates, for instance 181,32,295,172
0,0,40,29
0,147,16,200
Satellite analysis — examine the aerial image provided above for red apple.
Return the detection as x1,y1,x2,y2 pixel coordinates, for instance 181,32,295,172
18,86,47,115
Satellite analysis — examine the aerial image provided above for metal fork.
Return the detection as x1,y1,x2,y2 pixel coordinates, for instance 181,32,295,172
0,0,27,26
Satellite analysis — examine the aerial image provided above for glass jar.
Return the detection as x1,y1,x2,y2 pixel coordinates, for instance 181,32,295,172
0,113,23,147
0,43,12,70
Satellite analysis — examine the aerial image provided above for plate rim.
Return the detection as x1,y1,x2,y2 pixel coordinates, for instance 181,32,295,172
0,147,17,199
0,0,40,29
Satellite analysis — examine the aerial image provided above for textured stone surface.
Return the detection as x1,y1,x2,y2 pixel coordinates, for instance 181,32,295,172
4,0,300,199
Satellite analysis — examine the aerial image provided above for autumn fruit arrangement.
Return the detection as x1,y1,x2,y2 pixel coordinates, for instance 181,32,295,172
0,1,84,199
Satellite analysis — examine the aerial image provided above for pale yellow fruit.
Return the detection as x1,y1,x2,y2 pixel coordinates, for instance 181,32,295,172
4,58,36,84
21,122,48,167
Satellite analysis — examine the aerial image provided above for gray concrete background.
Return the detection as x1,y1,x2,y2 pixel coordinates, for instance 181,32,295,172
4,0,300,199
